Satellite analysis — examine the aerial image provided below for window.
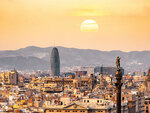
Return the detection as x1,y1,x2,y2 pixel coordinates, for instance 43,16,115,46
61,102,63,105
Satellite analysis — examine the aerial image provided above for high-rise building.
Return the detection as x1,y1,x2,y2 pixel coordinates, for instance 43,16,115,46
94,66,124,76
9,69,18,85
50,47,60,76
0,69,18,85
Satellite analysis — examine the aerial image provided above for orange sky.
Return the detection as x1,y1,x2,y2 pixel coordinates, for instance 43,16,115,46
0,0,150,51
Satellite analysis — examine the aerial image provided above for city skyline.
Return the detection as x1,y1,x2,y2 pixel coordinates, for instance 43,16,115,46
0,0,150,51
0,1,150,113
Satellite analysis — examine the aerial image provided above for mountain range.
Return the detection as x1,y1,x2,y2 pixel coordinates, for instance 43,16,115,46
0,46,149,73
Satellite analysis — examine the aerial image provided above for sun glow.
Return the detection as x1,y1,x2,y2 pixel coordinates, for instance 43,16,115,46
80,20,99,32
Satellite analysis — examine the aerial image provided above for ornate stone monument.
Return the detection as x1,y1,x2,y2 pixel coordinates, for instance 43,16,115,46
115,56,123,113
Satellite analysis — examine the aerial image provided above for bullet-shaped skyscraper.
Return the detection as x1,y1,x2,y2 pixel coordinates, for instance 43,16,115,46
50,47,60,76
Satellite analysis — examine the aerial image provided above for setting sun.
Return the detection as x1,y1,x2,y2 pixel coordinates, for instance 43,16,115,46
0,0,150,51
80,20,99,32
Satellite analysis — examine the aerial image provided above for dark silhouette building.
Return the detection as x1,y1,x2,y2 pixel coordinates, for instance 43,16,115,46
50,47,60,76
94,66,124,76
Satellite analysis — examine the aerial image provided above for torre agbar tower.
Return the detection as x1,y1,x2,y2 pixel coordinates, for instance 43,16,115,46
50,47,60,76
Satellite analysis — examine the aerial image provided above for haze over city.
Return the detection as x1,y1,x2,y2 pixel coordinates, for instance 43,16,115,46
0,1,150,113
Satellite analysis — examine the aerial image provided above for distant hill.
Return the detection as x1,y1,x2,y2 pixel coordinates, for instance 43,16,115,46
0,46,149,72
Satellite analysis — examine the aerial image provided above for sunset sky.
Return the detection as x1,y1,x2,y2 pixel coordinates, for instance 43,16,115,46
0,0,150,51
